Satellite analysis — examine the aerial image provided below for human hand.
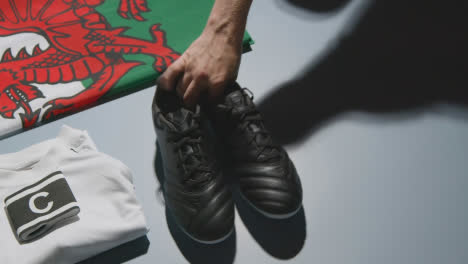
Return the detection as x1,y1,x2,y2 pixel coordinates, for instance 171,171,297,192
156,27,242,106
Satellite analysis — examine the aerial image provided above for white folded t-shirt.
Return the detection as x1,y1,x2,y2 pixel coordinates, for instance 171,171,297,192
0,125,148,264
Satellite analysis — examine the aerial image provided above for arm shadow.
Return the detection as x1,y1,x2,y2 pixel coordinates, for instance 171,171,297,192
258,0,468,146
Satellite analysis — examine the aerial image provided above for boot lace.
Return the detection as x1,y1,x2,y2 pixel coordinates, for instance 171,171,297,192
169,121,213,187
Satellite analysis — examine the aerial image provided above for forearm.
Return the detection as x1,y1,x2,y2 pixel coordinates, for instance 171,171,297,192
204,0,253,48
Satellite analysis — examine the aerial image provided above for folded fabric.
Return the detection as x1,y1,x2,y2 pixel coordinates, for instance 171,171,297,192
0,0,254,139
0,125,148,264
4,171,80,243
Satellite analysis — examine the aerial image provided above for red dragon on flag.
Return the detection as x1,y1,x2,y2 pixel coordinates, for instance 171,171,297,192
0,0,179,129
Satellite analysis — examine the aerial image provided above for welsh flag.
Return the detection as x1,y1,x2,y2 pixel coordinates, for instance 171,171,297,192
0,0,254,138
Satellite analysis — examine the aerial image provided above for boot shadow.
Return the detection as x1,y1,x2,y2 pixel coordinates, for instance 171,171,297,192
231,186,306,260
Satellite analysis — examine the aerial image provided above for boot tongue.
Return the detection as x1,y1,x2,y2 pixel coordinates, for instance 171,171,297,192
165,107,198,132
164,107,198,159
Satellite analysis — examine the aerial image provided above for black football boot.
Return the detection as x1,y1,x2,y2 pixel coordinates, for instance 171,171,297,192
152,88,234,243
206,83,303,219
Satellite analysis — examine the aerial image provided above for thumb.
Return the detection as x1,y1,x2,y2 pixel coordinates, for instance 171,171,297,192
156,57,185,91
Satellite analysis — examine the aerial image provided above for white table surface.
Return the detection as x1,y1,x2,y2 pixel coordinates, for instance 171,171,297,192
1,0,467,263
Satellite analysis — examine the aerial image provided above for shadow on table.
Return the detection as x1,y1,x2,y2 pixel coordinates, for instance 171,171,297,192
166,207,237,264
259,0,468,146
232,188,306,260
154,143,236,264
78,235,150,264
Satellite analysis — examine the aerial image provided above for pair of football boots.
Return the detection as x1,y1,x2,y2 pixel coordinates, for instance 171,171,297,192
152,82,302,244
